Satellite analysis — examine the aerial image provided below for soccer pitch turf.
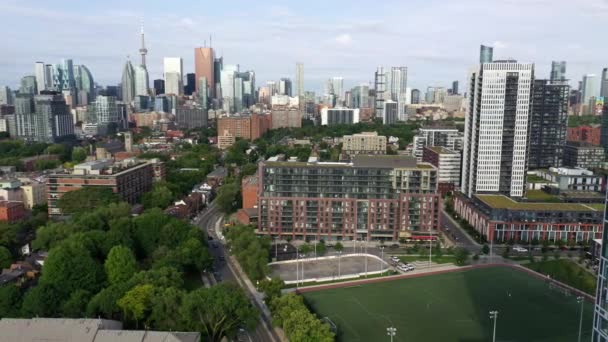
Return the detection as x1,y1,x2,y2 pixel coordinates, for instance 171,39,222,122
302,266,594,342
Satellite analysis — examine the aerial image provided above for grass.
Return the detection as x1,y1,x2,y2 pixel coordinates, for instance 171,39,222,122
303,266,594,342
398,255,457,264
476,194,602,211
527,174,548,183
524,259,597,295
526,189,560,202
284,270,398,288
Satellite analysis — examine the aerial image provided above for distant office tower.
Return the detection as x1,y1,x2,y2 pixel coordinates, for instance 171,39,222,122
75,65,95,105
176,106,207,130
233,76,244,112
479,45,493,64
20,76,37,95
452,81,459,95
185,73,196,95
134,65,149,97
425,87,435,103
382,100,398,124
601,68,608,99
220,65,238,112
15,91,74,142
374,67,386,118
121,60,135,103
387,67,407,103
279,78,292,96
194,47,215,97
296,63,304,97
239,70,255,108
582,74,598,105
0,87,13,105
462,60,534,198
104,86,118,97
528,80,569,169
34,62,47,94
61,59,76,91
51,64,63,91
351,84,370,108
90,95,120,125
163,57,183,95
267,81,278,96
198,76,209,109
331,77,344,101
153,79,165,95
213,56,222,98
411,89,420,104
550,61,567,84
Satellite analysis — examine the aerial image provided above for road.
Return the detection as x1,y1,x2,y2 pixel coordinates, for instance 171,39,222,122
441,209,481,253
194,203,278,342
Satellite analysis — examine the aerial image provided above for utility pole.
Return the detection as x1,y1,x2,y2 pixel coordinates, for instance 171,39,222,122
489,310,499,342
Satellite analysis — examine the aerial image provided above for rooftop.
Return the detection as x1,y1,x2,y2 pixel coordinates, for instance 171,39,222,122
265,155,434,170
426,146,458,154
476,194,604,212
207,166,228,178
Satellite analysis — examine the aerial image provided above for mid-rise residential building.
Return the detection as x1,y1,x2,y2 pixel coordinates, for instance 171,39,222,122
320,107,360,125
241,175,258,209
176,106,207,130
462,60,534,198
217,113,271,141
412,126,463,160
342,132,387,156
46,159,155,216
15,91,74,143
563,142,605,169
0,201,25,222
270,108,301,129
422,146,461,195
217,130,236,150
528,80,569,169
257,155,441,242
18,179,46,209
454,193,603,243
534,167,603,192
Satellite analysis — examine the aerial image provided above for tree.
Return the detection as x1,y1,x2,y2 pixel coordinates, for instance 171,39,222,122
481,244,490,255
141,184,174,209
148,287,186,331
299,243,312,256
258,278,284,302
180,284,258,342
0,246,12,269
21,283,62,317
0,285,21,318
315,242,327,256
57,187,118,215
62,289,92,317
105,245,138,285
39,243,105,298
216,183,240,213
71,147,87,163
118,284,155,329
334,242,344,253
270,293,334,342
453,247,470,266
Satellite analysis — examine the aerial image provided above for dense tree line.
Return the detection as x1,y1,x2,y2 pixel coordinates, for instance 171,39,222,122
0,202,257,341
270,294,335,342
225,225,270,281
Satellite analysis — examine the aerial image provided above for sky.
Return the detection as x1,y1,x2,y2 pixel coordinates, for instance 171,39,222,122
1,0,608,93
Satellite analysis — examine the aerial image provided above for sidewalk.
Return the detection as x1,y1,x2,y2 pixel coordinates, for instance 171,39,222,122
215,218,287,342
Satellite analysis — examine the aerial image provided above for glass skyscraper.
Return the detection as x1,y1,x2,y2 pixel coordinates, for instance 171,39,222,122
550,61,567,84
480,45,493,64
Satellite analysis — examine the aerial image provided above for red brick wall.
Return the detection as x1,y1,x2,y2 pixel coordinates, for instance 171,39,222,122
241,176,258,209
567,126,601,146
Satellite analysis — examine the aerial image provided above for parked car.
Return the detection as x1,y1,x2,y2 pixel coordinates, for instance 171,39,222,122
513,246,528,252
390,256,400,262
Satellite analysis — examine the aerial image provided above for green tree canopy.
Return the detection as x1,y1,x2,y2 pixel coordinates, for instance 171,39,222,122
118,284,155,328
216,183,240,213
57,187,119,216
141,183,174,209
71,147,88,163
105,245,138,285
0,285,21,318
0,246,12,269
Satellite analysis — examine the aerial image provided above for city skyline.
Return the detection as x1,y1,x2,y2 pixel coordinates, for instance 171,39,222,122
1,0,608,92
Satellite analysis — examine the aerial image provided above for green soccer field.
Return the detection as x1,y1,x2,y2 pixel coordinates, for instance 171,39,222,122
302,266,595,342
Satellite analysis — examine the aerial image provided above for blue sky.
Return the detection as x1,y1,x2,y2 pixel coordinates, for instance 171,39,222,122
1,0,607,93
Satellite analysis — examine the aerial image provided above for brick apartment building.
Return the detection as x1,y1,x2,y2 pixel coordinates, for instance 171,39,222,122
47,159,155,216
0,201,25,222
257,155,441,242
422,146,461,196
567,125,601,146
217,113,271,141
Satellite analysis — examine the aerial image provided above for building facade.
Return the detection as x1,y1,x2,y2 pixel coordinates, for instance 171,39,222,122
176,106,207,130
563,142,605,169
46,159,154,216
163,57,183,96
422,146,461,195
320,108,360,125
461,61,534,198
342,132,387,156
528,80,569,169
454,193,603,243
194,47,215,97
217,113,271,141
257,155,441,242
570,125,601,146
271,108,301,129
412,127,463,161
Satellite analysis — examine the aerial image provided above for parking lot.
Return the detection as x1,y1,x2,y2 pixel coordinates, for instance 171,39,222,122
269,255,389,282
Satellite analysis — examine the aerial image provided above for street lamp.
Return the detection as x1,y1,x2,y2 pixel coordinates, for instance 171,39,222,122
489,310,499,342
386,327,397,342
338,251,342,278
577,296,584,342
364,240,368,277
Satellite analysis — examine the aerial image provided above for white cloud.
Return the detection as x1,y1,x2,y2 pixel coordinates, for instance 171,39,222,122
334,34,353,46
177,17,196,29
493,41,507,49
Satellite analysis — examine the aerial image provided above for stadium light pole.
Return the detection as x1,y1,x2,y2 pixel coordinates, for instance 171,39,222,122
387,327,397,342
489,310,499,342
338,251,342,278
429,234,433,269
577,296,584,342
380,246,385,273
296,246,299,288
365,240,368,277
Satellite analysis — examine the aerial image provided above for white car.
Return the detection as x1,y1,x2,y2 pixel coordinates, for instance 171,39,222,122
390,256,400,262
513,247,528,252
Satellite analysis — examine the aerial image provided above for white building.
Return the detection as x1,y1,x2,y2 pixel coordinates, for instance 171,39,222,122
163,57,183,96
296,63,304,97
461,61,534,198
34,62,48,94
320,107,360,125
413,127,463,160
134,65,149,96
